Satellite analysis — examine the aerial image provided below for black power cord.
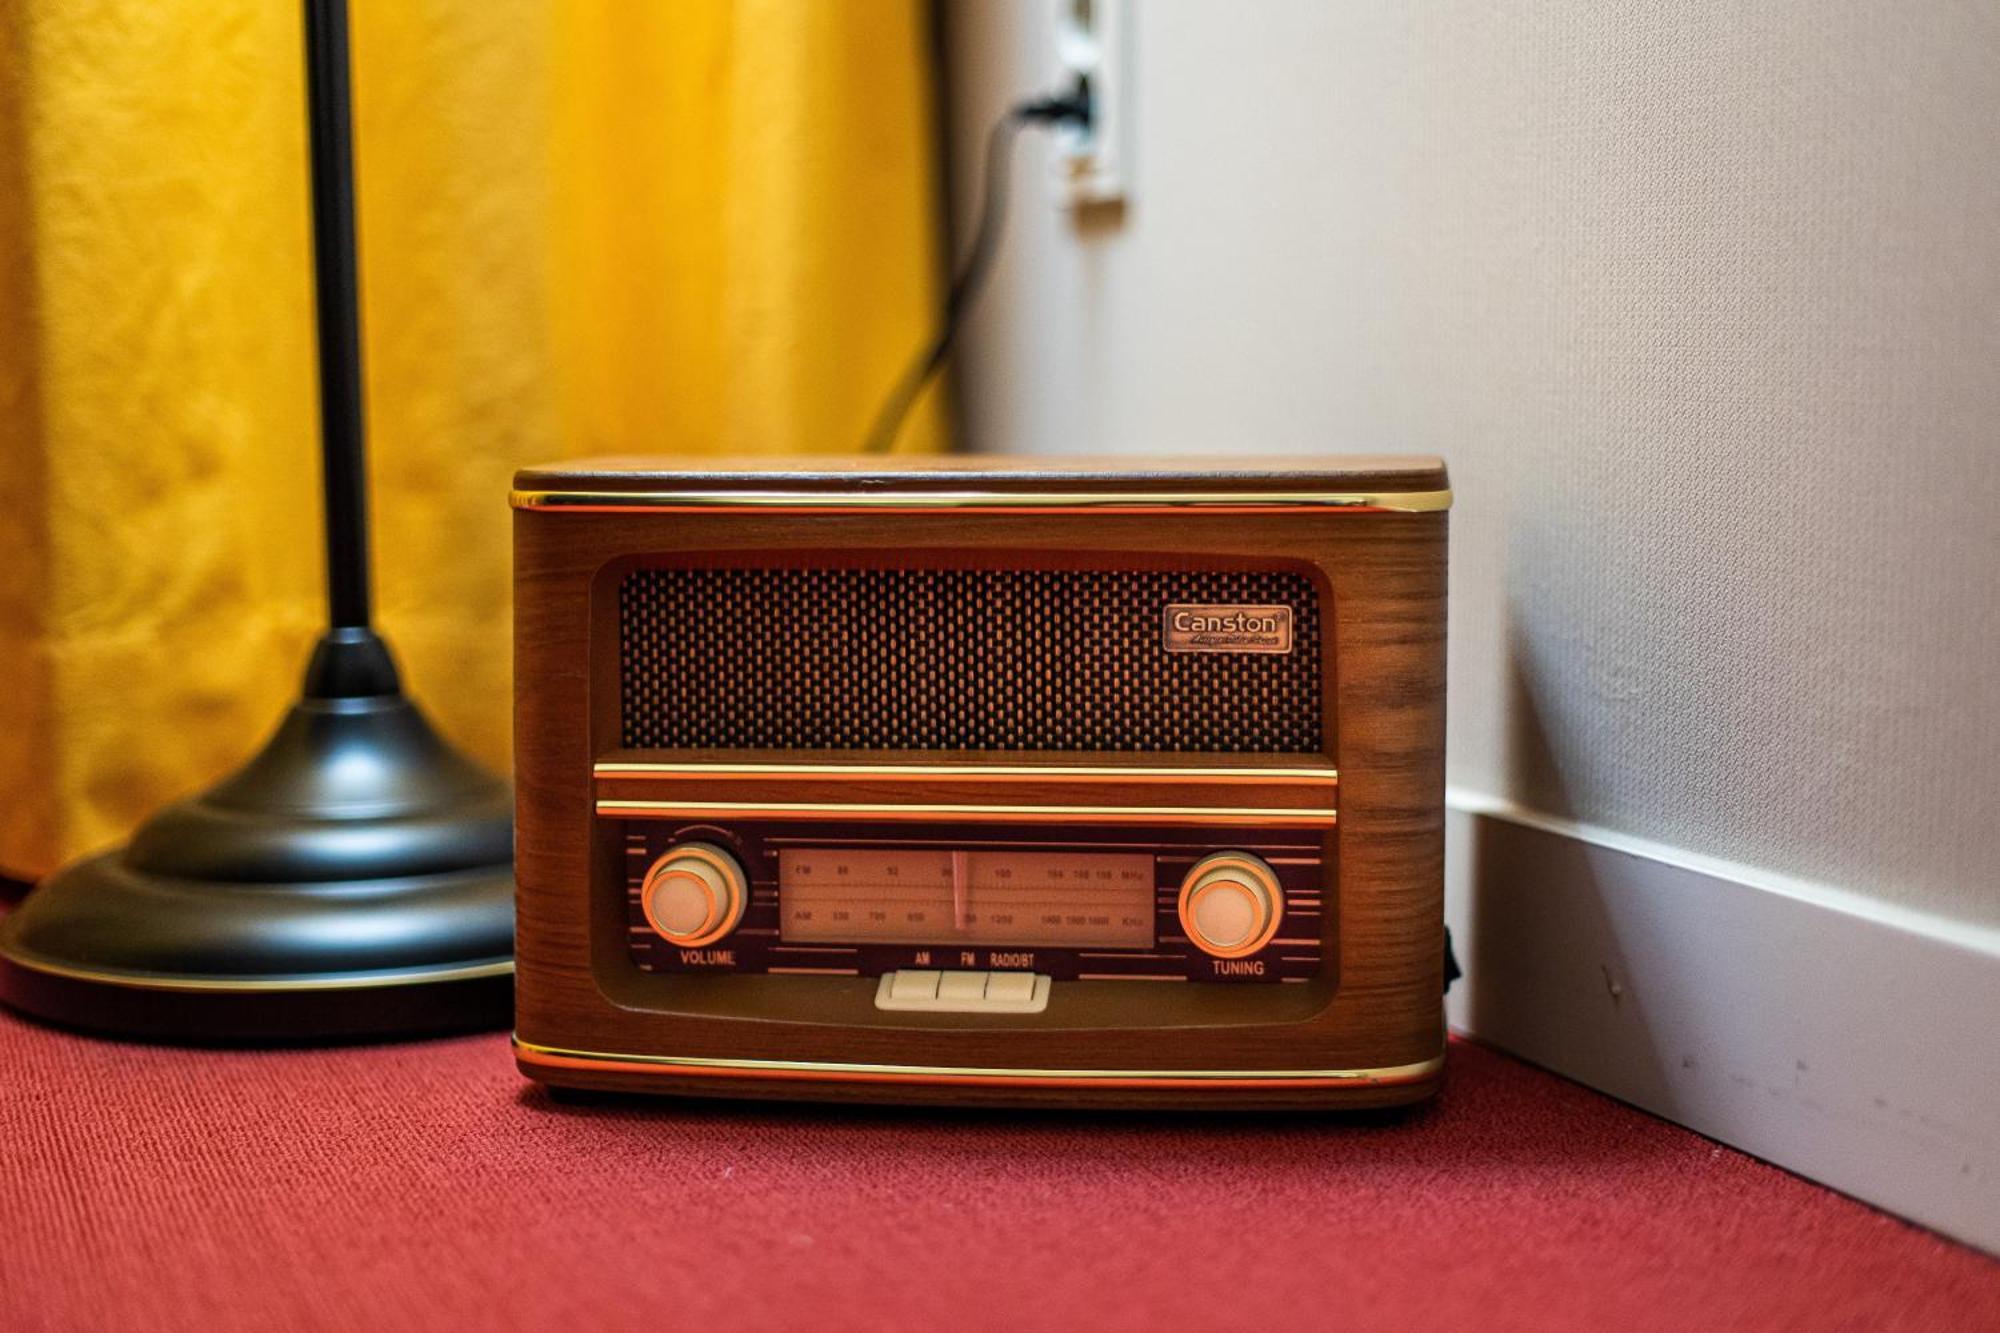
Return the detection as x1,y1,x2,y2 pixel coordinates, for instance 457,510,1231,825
861,79,1093,456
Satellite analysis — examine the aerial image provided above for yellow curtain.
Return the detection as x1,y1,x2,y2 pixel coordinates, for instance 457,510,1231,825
0,0,947,880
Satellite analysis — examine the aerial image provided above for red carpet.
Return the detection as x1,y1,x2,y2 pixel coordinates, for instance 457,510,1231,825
2,1014,1994,1332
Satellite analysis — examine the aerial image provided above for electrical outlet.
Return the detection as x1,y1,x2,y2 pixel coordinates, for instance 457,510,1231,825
1054,0,1130,207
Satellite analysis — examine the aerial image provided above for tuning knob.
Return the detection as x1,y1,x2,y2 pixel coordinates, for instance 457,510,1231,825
640,842,748,947
1177,851,1284,959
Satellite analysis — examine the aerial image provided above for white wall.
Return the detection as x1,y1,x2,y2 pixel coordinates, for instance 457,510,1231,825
942,0,2000,928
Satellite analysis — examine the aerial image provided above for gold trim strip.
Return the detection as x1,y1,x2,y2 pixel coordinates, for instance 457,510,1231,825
515,1038,1443,1090
511,487,1452,514
0,946,514,993
594,761,1337,784
596,799,1337,827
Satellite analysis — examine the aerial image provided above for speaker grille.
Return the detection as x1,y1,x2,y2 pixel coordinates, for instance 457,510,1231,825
618,566,1322,753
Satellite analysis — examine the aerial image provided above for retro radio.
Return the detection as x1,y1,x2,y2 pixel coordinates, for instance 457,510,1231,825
510,456,1450,1108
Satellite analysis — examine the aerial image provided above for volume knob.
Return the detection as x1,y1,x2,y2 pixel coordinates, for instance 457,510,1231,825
641,842,748,947
1177,852,1284,959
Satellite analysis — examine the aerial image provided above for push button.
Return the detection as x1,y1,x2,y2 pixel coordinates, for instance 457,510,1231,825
984,972,1036,1003
874,970,1050,1014
887,970,942,1001
936,972,988,1002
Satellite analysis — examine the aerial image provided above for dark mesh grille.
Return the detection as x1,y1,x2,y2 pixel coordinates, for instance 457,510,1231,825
618,567,1322,752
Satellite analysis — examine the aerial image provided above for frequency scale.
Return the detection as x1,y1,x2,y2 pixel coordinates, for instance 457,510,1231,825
776,849,1154,947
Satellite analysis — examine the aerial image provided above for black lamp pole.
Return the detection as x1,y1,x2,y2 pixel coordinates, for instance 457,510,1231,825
306,0,373,633
0,0,516,1041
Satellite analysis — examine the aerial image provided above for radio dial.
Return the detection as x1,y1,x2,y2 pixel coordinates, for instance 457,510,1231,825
1177,852,1284,959
641,843,748,948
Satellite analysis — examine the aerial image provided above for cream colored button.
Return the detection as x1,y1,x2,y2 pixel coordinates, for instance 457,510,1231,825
936,971,988,1001
651,875,712,936
984,972,1036,1003
888,969,942,1001
1191,881,1259,948
874,970,1050,1013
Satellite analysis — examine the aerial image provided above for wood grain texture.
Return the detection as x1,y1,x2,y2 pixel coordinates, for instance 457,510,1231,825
512,458,1448,1109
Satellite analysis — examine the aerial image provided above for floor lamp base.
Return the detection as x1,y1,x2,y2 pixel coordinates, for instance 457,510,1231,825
0,629,515,1042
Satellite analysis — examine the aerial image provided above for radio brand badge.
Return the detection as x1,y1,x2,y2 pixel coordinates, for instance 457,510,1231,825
1162,604,1294,655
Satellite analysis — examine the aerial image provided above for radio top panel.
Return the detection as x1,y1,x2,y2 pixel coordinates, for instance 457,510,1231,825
513,453,1452,510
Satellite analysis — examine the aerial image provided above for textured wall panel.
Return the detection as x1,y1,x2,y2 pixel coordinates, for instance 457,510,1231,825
944,0,2000,924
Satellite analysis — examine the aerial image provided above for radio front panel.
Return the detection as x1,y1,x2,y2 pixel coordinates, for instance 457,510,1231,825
617,819,1327,985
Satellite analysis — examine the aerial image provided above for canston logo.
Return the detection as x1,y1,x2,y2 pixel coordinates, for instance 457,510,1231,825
1162,604,1294,654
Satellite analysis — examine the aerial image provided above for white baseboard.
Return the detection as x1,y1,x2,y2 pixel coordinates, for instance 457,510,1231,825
1444,792,2000,1254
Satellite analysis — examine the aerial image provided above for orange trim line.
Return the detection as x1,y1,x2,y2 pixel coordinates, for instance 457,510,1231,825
596,801,1337,827
592,765,1339,786
515,1046,1437,1091
517,503,1418,517
524,504,1416,512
